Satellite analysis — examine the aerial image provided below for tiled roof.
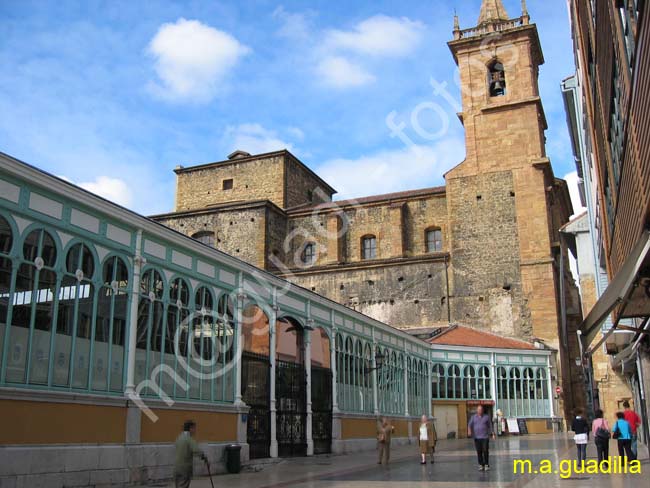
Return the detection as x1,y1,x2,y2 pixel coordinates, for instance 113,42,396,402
427,325,537,350
287,186,446,213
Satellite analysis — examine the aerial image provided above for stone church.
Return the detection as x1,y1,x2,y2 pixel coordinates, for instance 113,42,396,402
152,0,586,417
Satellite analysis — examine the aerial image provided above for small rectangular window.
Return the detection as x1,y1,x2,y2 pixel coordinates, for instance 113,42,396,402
362,236,377,260
426,229,443,253
222,179,233,190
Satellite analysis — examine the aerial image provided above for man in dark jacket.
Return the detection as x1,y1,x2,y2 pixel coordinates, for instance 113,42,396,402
174,420,207,488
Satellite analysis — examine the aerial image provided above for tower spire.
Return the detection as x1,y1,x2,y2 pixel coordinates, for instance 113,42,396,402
453,9,460,38
477,0,509,25
521,0,530,24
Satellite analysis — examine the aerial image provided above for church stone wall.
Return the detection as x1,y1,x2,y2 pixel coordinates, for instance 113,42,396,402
446,170,529,338
156,206,268,269
285,155,333,209
284,259,449,328
174,154,286,211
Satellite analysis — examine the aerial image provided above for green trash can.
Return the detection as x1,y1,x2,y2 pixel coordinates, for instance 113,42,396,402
225,444,242,473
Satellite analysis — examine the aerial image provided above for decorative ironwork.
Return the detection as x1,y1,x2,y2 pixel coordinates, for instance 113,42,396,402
276,359,307,457
242,352,270,459
311,365,333,454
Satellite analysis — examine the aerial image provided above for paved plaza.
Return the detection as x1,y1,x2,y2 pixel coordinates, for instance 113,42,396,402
141,434,648,488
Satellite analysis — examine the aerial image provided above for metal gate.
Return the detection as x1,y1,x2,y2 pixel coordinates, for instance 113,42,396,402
311,365,333,454
241,352,270,459
276,359,307,457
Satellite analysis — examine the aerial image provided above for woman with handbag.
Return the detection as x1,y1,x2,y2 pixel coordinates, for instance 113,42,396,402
612,412,635,461
591,409,610,463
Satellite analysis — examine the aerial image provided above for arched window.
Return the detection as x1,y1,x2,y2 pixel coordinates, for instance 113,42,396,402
335,334,344,406
509,368,522,416
463,365,476,399
192,231,214,247
55,243,96,389
432,363,445,399
94,256,129,392
194,286,216,401
488,60,506,97
448,364,461,398
363,343,373,413
301,242,316,265
0,216,13,371
135,269,165,391
354,340,363,411
478,366,491,399
496,366,508,416
7,229,58,384
425,228,443,253
361,235,376,260
523,367,534,401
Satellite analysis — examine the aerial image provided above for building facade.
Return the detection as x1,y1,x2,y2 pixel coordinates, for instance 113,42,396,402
426,325,557,439
564,0,650,448
153,0,585,422
0,151,557,487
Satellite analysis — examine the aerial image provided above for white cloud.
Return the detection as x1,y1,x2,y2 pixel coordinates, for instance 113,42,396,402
564,170,587,218
272,6,314,41
324,15,424,58
317,139,464,200
147,18,250,102
224,123,295,155
76,176,134,207
287,126,305,140
317,56,375,88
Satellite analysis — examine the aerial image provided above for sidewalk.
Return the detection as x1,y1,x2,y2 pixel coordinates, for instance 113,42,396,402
138,434,648,487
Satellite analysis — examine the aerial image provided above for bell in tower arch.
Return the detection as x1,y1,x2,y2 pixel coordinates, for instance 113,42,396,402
488,60,506,97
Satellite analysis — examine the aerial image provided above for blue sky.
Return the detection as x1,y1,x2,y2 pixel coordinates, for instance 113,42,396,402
0,0,580,216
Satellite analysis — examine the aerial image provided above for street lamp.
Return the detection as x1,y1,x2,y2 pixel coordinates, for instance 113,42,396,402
366,349,386,374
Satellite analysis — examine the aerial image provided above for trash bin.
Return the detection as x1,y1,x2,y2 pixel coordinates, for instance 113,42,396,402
225,444,241,473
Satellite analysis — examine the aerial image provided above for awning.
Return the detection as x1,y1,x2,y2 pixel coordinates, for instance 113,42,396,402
611,317,650,371
581,230,650,355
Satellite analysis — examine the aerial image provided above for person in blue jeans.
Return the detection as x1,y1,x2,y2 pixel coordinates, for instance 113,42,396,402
612,411,635,462
468,405,495,471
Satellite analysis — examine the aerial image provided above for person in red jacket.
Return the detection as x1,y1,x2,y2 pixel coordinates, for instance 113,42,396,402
622,401,641,458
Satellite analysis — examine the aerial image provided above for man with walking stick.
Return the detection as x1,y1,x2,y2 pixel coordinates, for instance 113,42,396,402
174,420,209,488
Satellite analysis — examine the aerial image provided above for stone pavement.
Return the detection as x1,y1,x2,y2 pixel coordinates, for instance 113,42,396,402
140,434,648,488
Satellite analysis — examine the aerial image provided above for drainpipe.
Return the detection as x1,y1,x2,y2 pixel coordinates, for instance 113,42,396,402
558,232,573,420
444,255,451,323
372,330,379,416
636,349,648,445
269,288,278,458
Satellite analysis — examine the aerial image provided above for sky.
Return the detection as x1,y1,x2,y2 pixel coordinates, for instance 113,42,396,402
0,0,583,217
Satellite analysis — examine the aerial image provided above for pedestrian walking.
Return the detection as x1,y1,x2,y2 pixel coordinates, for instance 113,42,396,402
591,409,610,464
174,420,208,488
571,408,589,465
377,417,394,465
467,405,495,471
418,415,437,464
612,412,635,462
622,401,641,458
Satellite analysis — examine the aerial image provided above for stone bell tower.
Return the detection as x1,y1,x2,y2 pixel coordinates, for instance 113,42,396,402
445,0,584,420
